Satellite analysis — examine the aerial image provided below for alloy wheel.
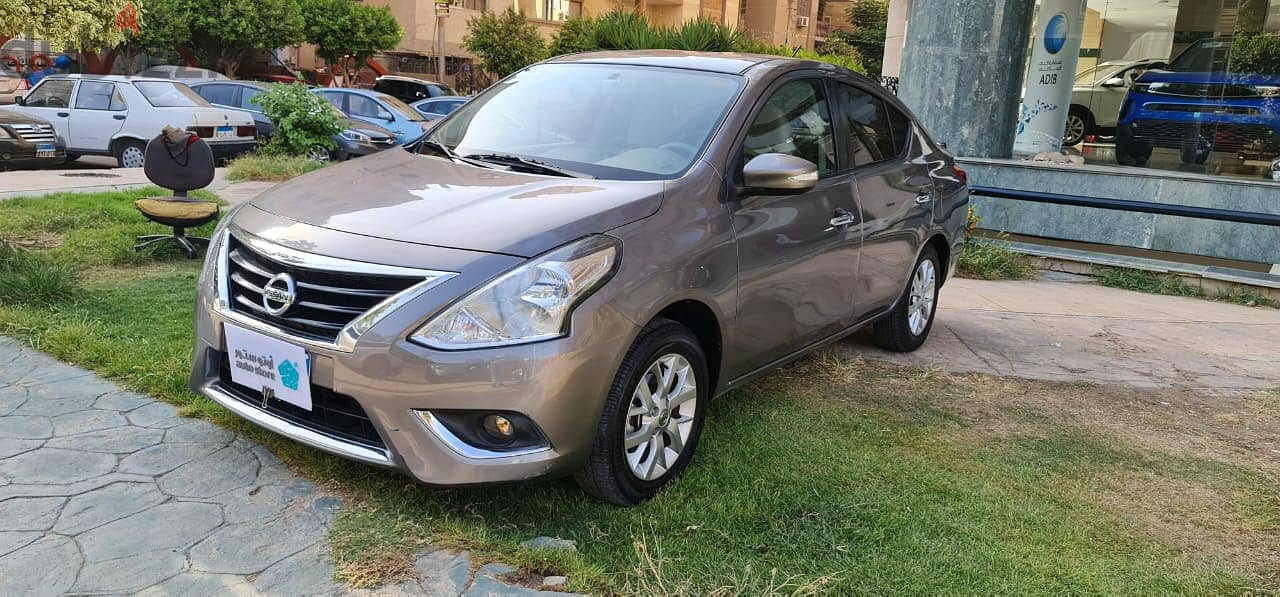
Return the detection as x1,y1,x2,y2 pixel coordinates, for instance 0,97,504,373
120,145,145,168
1064,114,1086,146
624,353,697,481
907,258,937,336
308,145,332,163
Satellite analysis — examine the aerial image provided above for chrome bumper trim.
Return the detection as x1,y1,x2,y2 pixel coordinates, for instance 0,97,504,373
202,381,395,466
415,411,551,460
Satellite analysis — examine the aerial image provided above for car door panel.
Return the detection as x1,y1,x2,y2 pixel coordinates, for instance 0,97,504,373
16,78,75,142
727,77,862,376
68,80,127,151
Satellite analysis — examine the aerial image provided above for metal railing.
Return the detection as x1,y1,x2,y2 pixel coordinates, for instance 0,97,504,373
968,185,1280,227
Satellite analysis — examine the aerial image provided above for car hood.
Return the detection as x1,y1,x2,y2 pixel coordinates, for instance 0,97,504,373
1136,69,1280,86
249,148,664,257
0,107,51,126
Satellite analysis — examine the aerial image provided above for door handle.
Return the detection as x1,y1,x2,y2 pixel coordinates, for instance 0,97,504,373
112,114,126,120
56,112,69,117
915,192,933,204
828,209,856,229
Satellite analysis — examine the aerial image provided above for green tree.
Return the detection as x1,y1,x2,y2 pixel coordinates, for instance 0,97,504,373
549,16,598,57
254,82,342,157
116,0,187,72
830,0,887,75
181,0,306,78
462,7,547,78
0,0,132,51
303,0,402,86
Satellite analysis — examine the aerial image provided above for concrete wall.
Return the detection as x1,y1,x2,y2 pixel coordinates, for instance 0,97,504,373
963,159,1280,267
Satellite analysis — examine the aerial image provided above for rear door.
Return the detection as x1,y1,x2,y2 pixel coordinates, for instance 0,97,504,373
68,80,128,151
16,78,75,141
728,76,863,375
834,81,934,318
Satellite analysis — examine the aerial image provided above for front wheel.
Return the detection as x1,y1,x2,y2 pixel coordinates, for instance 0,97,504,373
576,318,709,506
1063,107,1091,147
873,245,940,353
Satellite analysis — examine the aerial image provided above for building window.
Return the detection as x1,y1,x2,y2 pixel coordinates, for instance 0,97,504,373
538,0,571,21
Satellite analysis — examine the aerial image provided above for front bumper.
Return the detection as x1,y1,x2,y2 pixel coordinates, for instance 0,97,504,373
0,138,66,169
188,216,639,485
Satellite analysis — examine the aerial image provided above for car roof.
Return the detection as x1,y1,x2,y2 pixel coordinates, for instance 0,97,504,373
189,80,267,89
377,75,444,85
315,87,396,100
38,74,181,84
546,50,782,75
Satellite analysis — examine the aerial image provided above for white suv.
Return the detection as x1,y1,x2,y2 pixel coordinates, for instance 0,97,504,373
5,74,256,167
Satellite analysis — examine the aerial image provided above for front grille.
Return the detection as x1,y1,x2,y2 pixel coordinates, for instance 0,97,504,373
217,352,385,449
226,235,421,342
1146,103,1260,116
1131,119,1278,151
1146,82,1262,98
9,123,56,143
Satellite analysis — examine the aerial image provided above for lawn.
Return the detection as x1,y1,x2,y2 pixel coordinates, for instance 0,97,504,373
2,189,1278,594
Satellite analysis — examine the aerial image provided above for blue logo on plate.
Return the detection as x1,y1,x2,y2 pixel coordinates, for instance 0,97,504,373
278,359,300,391
1044,13,1069,54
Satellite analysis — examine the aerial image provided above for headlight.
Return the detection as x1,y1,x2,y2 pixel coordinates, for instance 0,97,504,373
198,204,244,299
0,127,11,139
411,235,621,350
1255,85,1280,98
340,129,371,143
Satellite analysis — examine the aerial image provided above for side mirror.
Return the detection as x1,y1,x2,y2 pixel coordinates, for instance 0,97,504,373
742,153,819,194
1101,77,1126,88
14,95,25,106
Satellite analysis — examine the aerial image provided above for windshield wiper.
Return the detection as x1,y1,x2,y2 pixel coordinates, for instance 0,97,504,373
463,153,593,179
419,140,505,170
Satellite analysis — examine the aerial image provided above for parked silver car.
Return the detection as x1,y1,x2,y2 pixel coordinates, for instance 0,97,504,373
189,51,969,505
1064,59,1165,146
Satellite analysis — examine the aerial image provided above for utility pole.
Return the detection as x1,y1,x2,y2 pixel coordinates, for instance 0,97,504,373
435,0,448,83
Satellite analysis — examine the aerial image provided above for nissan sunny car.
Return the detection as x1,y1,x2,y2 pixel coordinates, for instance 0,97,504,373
190,51,968,506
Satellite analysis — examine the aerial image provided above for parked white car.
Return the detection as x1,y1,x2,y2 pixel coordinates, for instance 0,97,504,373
1064,59,1166,146
4,74,256,167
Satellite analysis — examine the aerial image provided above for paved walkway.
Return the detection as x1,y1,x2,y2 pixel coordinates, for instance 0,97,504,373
846,274,1280,393
0,338,578,596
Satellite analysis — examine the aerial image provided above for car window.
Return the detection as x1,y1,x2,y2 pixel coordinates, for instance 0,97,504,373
198,84,238,107
744,79,836,174
318,91,345,112
24,79,75,108
835,83,896,167
428,84,455,97
241,87,264,112
350,94,392,120
377,93,426,121
134,81,210,107
885,105,912,156
75,81,126,111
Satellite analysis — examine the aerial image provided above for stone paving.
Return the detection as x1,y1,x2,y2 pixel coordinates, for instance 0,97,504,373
0,338,581,596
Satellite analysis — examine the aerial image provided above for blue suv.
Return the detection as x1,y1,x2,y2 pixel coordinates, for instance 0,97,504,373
1115,36,1280,167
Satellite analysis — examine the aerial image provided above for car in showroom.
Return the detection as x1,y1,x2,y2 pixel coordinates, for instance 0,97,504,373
7,74,256,167
0,109,65,169
373,75,456,103
313,87,432,147
189,51,968,506
1063,58,1165,146
1115,36,1280,166
190,80,399,161
411,96,467,121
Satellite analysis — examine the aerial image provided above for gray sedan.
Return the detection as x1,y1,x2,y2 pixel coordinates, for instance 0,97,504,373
189,51,968,506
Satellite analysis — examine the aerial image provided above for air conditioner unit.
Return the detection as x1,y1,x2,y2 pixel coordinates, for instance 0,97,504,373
796,15,810,27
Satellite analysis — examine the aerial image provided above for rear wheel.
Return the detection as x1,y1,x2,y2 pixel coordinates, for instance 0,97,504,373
873,246,940,353
576,318,709,507
114,140,146,168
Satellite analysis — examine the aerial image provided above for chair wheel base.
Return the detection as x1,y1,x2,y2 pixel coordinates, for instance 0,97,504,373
135,234,210,258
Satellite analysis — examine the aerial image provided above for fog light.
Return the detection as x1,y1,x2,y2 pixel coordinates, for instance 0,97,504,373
484,414,514,440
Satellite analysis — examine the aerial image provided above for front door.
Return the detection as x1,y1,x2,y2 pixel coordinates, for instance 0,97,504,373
68,80,127,152
729,78,862,376
16,78,75,141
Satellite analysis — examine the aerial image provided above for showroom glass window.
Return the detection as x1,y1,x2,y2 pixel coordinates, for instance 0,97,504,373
1038,0,1280,183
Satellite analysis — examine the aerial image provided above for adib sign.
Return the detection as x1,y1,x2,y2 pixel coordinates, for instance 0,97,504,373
1014,0,1087,155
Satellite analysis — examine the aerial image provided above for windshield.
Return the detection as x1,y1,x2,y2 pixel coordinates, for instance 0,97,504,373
134,81,210,107
429,63,743,180
379,94,426,121
1169,39,1232,73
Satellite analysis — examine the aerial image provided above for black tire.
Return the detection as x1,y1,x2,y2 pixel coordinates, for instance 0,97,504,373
575,318,709,507
873,245,941,353
64,153,80,162
113,139,146,168
1114,125,1152,167
1063,106,1092,147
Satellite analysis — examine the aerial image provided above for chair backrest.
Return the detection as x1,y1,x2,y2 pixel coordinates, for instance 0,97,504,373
143,131,215,193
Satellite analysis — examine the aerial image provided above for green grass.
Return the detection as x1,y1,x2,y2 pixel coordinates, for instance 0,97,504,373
1,189,1277,594
225,152,328,182
957,237,1038,280
1096,267,1279,309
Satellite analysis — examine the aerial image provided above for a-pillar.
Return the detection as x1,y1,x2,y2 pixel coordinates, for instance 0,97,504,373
898,0,1037,158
